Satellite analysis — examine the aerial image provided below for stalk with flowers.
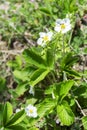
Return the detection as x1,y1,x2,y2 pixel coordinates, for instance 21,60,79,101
1,1,87,129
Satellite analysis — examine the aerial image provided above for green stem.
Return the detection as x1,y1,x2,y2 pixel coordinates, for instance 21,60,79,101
51,71,56,83
62,34,65,56
45,125,48,130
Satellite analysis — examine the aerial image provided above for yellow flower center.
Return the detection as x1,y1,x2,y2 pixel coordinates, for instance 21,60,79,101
61,24,66,29
43,36,49,41
29,109,33,114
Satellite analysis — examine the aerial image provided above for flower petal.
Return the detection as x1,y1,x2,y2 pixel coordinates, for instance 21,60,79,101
54,25,61,32
56,19,62,24
47,31,53,41
37,38,43,45
47,31,53,37
39,32,46,37
63,18,70,24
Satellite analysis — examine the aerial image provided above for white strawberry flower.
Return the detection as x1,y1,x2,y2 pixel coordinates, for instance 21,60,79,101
15,108,21,113
56,119,60,124
15,107,23,113
29,86,35,96
25,104,37,118
37,31,53,46
54,18,71,34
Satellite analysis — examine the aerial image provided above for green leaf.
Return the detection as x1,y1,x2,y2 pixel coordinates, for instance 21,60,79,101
55,80,74,102
13,66,36,81
61,53,79,69
37,98,56,117
30,68,50,86
40,7,51,15
57,101,75,126
7,125,26,130
7,61,18,69
13,69,29,82
3,102,13,126
74,83,87,98
29,127,39,130
46,48,54,69
6,110,25,127
64,69,81,77
83,47,87,54
7,56,22,69
3,128,9,130
15,56,22,67
15,83,28,96
0,77,6,92
82,116,87,130
13,70,28,81
45,85,54,95
26,98,37,105
0,103,4,123
70,0,77,12
23,49,47,68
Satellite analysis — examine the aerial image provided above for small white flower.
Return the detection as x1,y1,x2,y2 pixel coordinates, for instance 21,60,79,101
52,92,55,99
56,119,60,124
15,107,23,113
25,104,37,118
54,18,71,34
15,108,21,113
37,31,53,46
29,86,35,96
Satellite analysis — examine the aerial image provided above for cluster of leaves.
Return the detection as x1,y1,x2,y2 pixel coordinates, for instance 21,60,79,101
0,0,87,130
